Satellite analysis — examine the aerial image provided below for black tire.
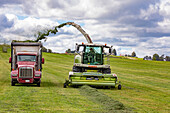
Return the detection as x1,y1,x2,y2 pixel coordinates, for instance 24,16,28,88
74,85,79,88
73,66,81,72
111,86,115,89
63,83,67,88
103,68,111,74
37,82,40,87
118,84,121,90
11,80,15,86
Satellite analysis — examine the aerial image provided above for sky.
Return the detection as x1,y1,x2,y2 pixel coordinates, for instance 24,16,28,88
0,0,170,57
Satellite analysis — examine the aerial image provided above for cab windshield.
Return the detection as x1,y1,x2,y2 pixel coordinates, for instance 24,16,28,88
85,46,102,54
84,46,103,65
17,55,36,62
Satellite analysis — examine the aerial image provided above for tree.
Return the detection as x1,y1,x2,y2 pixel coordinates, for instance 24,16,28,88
112,49,117,56
48,49,52,53
66,49,71,53
143,56,148,60
165,56,170,61
131,51,136,57
2,42,7,53
153,53,159,61
42,46,47,52
159,54,164,61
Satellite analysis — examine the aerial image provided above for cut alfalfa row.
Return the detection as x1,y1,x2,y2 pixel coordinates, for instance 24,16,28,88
79,85,133,113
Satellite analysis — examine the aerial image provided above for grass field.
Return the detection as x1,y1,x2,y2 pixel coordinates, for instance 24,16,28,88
0,46,169,113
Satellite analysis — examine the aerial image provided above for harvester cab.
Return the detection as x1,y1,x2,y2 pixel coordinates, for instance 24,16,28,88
73,43,112,74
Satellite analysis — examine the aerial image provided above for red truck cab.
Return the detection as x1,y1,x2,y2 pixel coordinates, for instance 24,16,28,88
9,42,44,86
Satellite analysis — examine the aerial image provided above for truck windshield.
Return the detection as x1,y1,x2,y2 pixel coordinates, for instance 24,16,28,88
17,55,36,62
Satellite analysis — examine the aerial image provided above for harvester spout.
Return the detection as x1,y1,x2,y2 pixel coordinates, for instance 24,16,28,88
36,22,93,43
65,22,93,43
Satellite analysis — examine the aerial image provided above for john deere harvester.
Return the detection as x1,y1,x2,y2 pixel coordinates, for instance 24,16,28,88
63,22,121,89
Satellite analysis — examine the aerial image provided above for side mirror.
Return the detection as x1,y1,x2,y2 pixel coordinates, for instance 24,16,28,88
76,46,79,52
9,57,12,63
109,48,112,54
42,58,45,64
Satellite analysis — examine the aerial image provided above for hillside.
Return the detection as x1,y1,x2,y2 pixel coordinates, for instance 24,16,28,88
0,48,169,112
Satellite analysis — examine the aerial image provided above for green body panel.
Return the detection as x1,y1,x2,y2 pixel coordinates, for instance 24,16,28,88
70,72,114,77
75,55,81,63
71,81,115,86
74,63,110,68
68,72,117,86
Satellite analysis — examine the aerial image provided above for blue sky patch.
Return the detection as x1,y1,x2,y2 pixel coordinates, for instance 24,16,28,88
17,15,28,20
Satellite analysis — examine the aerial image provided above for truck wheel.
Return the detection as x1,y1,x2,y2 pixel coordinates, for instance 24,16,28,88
37,82,40,87
118,84,121,90
11,80,15,86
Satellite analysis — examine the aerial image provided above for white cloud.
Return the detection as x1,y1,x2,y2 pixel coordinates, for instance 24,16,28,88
136,36,170,57
0,0,170,58
3,16,59,40
140,3,160,21
159,0,170,17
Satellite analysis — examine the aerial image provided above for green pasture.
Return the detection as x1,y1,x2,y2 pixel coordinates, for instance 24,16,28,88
0,46,169,112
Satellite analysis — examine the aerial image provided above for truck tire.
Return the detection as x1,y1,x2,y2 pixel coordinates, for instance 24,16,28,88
37,82,40,87
11,80,15,86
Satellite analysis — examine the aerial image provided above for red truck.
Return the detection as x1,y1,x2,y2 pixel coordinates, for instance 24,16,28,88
9,42,44,86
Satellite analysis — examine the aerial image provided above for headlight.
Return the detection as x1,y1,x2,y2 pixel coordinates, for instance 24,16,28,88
112,74,117,77
12,74,17,76
35,74,40,77
69,72,74,75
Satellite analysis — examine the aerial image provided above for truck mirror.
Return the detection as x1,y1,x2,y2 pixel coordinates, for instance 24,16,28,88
42,58,45,64
9,57,12,63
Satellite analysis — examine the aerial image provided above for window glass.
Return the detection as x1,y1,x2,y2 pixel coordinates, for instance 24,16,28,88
79,46,84,52
17,55,36,62
85,46,102,53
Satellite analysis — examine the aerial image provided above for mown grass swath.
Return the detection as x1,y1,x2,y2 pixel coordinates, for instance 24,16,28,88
0,46,169,112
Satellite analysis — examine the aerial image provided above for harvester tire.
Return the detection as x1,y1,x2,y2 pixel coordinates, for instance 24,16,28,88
111,86,115,89
118,84,121,90
73,66,81,72
103,68,111,74
63,83,67,88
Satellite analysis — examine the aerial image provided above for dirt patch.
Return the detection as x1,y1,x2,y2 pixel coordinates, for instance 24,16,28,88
126,57,137,60
79,85,134,113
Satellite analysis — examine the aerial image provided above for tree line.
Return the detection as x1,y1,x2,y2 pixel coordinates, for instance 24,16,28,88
66,48,137,57
144,54,170,61
112,49,137,57
42,46,52,53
